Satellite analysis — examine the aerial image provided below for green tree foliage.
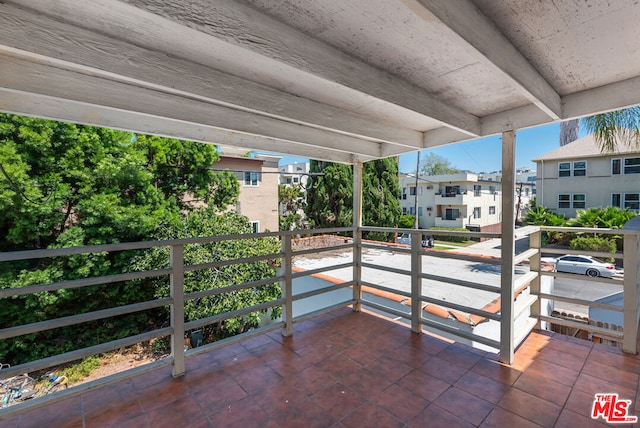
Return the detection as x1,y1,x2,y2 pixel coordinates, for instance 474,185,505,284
566,207,636,229
305,159,401,241
130,209,282,342
398,215,415,229
0,113,248,364
419,153,460,176
305,161,353,229
582,106,640,152
522,206,566,227
278,183,306,230
569,235,617,258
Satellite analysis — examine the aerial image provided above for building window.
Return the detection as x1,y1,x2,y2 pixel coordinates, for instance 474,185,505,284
489,185,496,194
489,206,496,215
624,157,640,174
559,161,587,177
612,193,621,208
473,185,481,197
293,177,299,183
527,176,536,182
402,207,407,215
473,207,481,218
573,161,586,177
244,171,259,186
559,193,585,208
612,159,621,175
250,221,260,233
409,187,416,196
525,188,530,196
402,188,407,200
409,207,415,215
443,208,459,220
558,194,571,208
625,193,640,210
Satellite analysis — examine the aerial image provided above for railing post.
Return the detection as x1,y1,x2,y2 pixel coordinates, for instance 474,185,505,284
622,232,640,354
170,244,186,377
282,234,294,336
352,162,363,312
410,230,423,334
500,130,516,365
530,229,542,328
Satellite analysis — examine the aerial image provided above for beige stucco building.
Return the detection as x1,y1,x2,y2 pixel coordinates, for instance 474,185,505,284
216,153,280,232
533,134,640,218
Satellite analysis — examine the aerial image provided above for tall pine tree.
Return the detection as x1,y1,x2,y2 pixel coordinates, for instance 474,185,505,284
305,158,401,241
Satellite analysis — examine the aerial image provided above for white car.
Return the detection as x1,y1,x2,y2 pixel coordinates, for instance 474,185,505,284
554,255,616,278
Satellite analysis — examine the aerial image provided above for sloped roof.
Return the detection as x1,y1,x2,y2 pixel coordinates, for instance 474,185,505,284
533,134,640,162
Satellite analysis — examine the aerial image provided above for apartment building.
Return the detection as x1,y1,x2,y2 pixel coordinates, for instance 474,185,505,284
400,172,505,233
533,134,640,218
216,152,280,232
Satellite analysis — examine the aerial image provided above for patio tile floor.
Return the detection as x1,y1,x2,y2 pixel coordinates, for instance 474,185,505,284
3,307,640,427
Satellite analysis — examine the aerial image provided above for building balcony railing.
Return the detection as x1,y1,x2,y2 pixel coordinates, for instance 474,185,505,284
1,225,639,419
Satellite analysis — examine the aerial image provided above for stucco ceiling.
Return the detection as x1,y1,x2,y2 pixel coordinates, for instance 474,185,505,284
0,0,639,163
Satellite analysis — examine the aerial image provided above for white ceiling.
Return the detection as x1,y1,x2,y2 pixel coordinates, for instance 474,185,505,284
1,0,639,164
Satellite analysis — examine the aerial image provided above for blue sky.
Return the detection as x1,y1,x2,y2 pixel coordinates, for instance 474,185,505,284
277,122,589,173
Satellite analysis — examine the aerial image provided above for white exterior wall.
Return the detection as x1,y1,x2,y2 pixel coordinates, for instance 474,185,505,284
399,173,503,230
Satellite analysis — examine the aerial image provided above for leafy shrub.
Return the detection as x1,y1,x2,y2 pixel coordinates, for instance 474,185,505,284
428,227,470,243
569,235,617,262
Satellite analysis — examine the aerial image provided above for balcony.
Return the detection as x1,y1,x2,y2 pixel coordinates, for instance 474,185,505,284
1,225,640,426
4,308,640,427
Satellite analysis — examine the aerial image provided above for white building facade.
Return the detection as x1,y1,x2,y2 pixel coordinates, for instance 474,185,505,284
400,173,503,232
533,135,640,218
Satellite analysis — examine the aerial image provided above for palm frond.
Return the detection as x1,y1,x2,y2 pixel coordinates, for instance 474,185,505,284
581,107,640,152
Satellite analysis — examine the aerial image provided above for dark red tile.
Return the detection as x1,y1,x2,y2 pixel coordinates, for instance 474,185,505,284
252,379,307,417
342,367,394,396
582,359,639,391
524,358,580,387
471,358,522,385
145,395,206,428
372,383,429,422
310,382,366,420
16,397,83,428
555,409,608,428
498,387,562,427
366,355,413,383
454,370,510,404
432,387,494,425
207,396,270,428
479,407,542,428
317,354,363,380
137,377,190,411
233,365,282,395
512,372,572,405
421,355,468,384
290,365,336,396
409,403,475,428
573,373,636,401
437,345,484,370
193,376,247,413
396,368,450,402
340,402,404,428
270,398,338,428
564,389,599,416
536,345,588,371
